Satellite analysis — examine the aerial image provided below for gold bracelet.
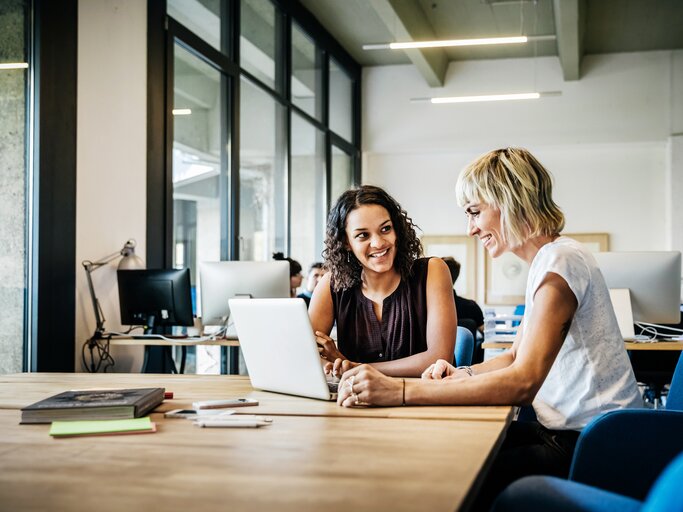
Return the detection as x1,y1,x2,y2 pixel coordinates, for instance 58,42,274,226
401,378,406,406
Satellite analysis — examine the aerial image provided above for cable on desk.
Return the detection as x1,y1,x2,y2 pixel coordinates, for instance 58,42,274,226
636,322,683,340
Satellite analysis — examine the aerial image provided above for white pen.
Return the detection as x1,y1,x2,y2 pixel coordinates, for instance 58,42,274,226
194,420,271,428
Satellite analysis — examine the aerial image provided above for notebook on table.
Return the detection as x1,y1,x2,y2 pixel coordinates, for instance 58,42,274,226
228,298,338,401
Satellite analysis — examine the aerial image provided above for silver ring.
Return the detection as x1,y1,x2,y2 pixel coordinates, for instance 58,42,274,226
352,392,359,405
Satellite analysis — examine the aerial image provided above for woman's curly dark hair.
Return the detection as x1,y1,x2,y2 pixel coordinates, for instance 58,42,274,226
323,185,423,291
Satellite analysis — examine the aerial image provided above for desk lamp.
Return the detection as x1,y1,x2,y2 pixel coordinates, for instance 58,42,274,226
82,239,145,372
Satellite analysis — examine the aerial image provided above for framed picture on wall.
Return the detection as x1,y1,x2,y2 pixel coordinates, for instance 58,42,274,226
422,235,477,299
485,252,528,305
484,232,611,305
564,233,610,252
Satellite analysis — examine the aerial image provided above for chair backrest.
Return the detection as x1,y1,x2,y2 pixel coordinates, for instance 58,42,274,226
455,326,474,367
570,409,683,500
665,352,683,410
511,304,525,327
642,451,683,512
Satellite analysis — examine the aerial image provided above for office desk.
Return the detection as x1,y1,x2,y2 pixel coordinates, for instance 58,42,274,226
0,373,513,512
481,340,683,351
0,374,513,422
107,336,239,374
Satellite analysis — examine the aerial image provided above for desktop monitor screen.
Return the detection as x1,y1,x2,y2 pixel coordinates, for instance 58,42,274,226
199,261,290,326
594,251,682,324
117,268,194,329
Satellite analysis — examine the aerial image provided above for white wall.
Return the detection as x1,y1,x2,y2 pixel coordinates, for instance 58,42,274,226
76,0,147,372
362,51,683,305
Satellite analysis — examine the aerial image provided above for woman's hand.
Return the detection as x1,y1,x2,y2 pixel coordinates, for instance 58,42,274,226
315,331,346,362
337,365,403,407
324,358,360,378
421,359,470,380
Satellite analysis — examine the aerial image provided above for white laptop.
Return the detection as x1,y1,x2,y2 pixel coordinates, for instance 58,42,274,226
228,298,339,401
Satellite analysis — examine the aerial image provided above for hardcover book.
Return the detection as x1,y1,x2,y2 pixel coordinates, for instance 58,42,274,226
20,387,165,424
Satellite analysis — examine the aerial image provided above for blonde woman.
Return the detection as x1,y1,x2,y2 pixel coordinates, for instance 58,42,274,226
336,148,642,508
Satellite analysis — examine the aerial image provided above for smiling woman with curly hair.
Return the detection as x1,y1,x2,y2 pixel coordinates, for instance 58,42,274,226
309,185,457,378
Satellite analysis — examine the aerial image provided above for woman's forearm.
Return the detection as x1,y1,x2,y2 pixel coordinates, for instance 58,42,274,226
370,346,454,377
470,350,515,375
406,364,536,406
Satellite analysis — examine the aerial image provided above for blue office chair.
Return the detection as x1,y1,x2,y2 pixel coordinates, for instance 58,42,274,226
493,353,683,511
454,326,474,367
493,450,683,512
665,352,683,410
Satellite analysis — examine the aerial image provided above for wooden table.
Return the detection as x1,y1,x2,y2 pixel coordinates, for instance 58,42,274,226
0,373,513,512
482,340,683,351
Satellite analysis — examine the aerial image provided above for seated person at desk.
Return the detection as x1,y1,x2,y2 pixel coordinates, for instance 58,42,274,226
273,252,303,298
442,256,485,361
310,185,456,378
335,148,643,510
297,262,324,307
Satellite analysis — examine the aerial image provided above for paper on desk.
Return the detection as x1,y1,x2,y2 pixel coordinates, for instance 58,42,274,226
49,417,156,437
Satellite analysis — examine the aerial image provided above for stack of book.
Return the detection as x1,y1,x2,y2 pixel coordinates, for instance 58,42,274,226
20,387,165,424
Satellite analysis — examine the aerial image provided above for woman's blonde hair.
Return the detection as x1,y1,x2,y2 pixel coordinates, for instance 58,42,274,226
456,148,565,248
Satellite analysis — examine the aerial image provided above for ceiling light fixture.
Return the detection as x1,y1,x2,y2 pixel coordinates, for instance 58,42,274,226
363,35,555,51
0,62,29,70
172,108,192,116
411,91,561,104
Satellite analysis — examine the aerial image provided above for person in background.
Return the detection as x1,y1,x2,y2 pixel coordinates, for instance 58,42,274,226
309,185,457,378
442,256,485,363
272,252,303,298
335,148,642,510
297,262,324,308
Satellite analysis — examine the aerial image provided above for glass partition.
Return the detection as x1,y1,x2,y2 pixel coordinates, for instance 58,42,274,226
330,145,353,205
290,112,325,271
239,77,286,261
240,0,279,90
168,0,227,53
329,58,352,142
172,43,227,279
291,22,321,120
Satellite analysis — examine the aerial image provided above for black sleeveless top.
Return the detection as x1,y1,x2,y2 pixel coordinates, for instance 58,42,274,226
330,258,430,364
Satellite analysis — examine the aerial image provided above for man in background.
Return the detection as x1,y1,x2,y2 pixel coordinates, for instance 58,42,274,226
442,256,485,363
297,262,324,307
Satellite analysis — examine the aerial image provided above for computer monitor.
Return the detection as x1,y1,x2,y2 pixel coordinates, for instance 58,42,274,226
117,268,194,331
199,261,290,326
594,251,682,325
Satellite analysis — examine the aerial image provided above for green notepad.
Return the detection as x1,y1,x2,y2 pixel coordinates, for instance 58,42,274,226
49,417,155,437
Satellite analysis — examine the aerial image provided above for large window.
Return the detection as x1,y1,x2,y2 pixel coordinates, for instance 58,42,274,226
152,0,361,372
239,77,286,260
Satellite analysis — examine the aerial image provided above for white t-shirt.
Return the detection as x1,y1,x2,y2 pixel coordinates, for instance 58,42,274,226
524,237,642,430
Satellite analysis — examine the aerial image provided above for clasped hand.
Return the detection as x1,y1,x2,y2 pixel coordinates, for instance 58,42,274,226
421,359,470,380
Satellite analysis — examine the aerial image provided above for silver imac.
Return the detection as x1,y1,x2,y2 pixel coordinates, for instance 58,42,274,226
594,251,682,325
199,261,290,330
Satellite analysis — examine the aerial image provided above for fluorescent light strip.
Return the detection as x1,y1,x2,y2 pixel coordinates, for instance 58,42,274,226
363,35,555,51
411,91,561,104
433,92,539,103
172,108,192,116
0,62,29,70
392,36,526,50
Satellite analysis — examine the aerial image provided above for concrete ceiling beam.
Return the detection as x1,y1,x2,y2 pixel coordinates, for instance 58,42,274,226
369,0,447,87
553,0,586,81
